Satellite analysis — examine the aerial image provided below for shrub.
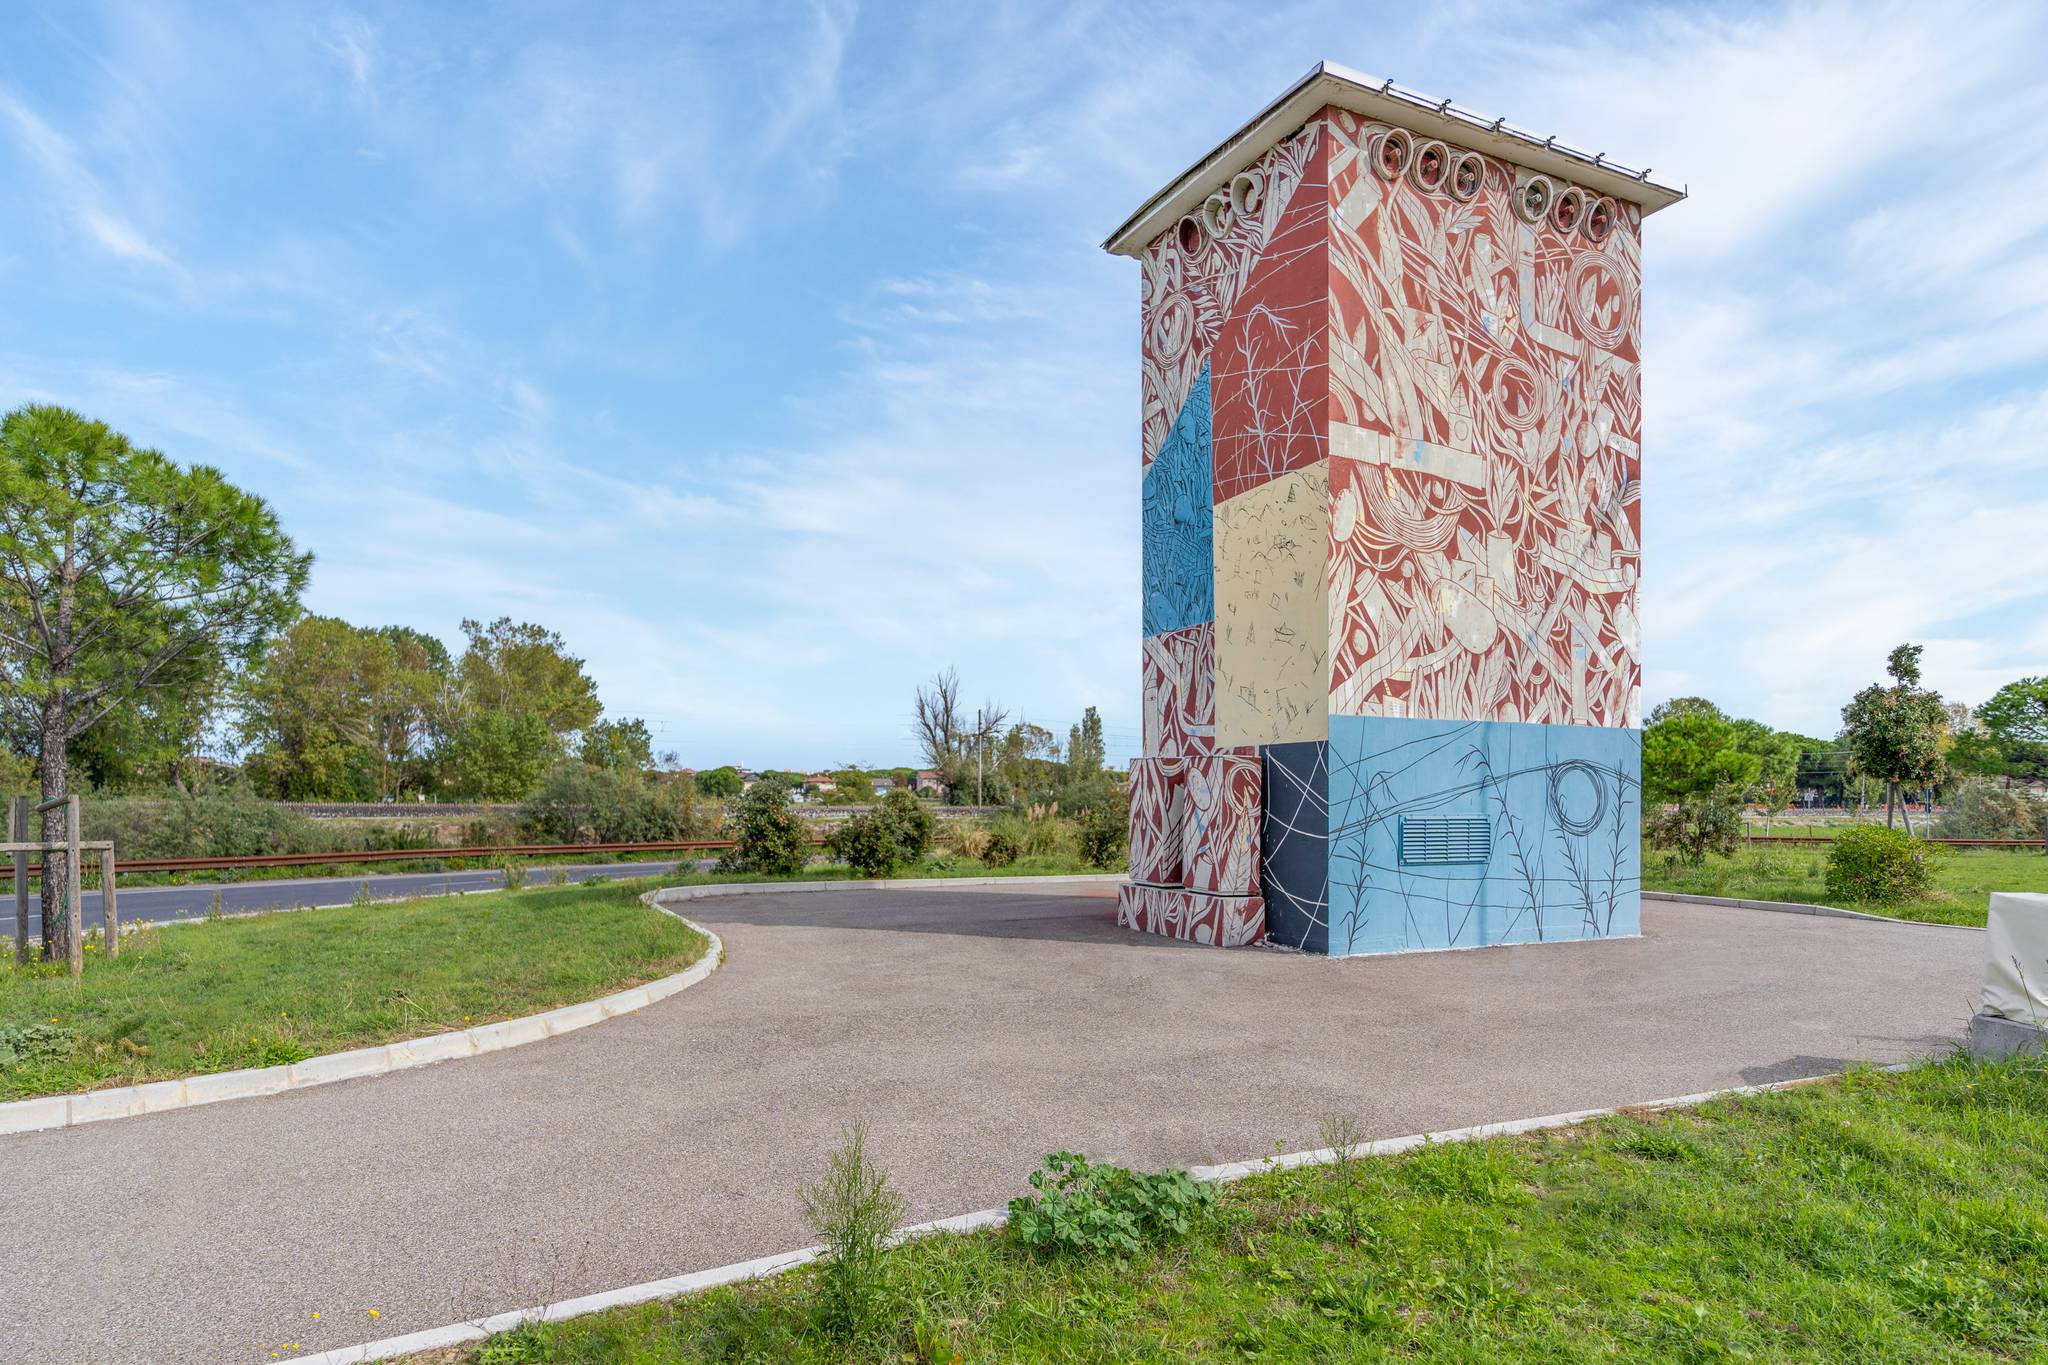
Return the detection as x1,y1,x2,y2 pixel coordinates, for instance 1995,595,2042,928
875,790,935,865
980,828,1019,868
81,790,338,860
1007,1152,1216,1257
1825,825,1945,905
827,812,901,878
521,760,703,845
800,1120,904,1341
1077,795,1128,870
1644,787,1743,868
826,790,937,878
1938,779,2048,841
718,782,811,876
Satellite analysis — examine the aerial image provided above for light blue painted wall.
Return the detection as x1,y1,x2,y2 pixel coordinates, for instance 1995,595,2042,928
1325,715,1641,956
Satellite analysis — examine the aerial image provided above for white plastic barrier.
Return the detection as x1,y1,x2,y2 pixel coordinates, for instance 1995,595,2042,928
1984,892,2048,1024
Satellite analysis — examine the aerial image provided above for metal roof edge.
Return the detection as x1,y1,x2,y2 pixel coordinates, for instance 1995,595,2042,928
1101,61,1685,256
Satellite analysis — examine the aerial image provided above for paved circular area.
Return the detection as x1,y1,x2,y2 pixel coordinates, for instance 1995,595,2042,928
0,889,1980,1363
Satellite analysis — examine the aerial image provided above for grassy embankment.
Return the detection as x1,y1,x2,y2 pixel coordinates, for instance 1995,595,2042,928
0,877,706,1100
1642,841,2048,926
426,1055,2048,1364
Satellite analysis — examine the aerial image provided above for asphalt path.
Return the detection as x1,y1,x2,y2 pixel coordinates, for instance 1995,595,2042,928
0,888,1981,1364
0,859,691,938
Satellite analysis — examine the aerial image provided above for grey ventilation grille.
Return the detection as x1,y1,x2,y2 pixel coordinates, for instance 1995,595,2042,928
1399,816,1491,866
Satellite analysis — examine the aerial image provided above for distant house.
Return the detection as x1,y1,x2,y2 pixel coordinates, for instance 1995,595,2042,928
871,779,893,797
802,774,837,799
913,769,945,796
737,767,762,788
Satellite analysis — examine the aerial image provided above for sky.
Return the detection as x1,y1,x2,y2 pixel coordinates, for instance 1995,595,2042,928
2,0,2044,770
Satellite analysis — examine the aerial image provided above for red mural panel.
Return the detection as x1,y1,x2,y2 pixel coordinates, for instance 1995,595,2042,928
1209,135,1331,504
1322,111,1642,728
1141,623,1215,758
1182,750,1262,895
1139,125,1326,470
1128,755,1187,886
1117,883,1267,948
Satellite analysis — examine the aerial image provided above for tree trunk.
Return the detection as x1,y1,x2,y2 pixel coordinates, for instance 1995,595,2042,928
37,696,69,965
1884,781,1897,829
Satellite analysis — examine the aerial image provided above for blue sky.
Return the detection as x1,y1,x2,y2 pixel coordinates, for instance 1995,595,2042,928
3,1,2044,769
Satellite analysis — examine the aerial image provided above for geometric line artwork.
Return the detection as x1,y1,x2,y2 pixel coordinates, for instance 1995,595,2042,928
1324,713,1640,956
1259,740,1329,952
1141,364,1214,638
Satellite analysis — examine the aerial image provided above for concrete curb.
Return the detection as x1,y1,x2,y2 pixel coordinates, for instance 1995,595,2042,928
0,890,724,1138
0,873,1120,1138
1645,890,1980,930
298,1065,1901,1365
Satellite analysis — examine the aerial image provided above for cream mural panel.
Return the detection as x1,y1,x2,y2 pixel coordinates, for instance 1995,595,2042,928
1213,461,1330,748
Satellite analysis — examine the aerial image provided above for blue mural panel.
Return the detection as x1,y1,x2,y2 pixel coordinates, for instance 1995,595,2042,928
1325,716,1640,957
1259,740,1328,953
1141,364,1213,638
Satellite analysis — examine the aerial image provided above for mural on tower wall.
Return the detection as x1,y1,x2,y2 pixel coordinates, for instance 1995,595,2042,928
1122,97,1649,954
1322,111,1642,730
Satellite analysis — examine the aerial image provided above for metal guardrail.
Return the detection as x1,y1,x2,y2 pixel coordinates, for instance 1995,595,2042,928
1749,834,2046,850
0,837,779,880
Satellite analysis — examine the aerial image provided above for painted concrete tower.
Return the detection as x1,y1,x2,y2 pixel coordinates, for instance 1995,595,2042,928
1105,64,1683,956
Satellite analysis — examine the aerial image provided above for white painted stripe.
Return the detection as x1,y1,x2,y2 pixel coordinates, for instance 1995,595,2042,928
299,1066,1902,1365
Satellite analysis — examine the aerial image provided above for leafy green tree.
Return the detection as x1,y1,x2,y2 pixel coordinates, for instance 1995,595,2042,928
1642,707,1759,803
0,405,306,962
1974,677,2048,784
438,618,601,799
437,707,557,801
63,645,231,793
521,758,700,843
367,625,448,798
1840,644,1948,833
694,764,743,798
240,616,388,800
823,764,874,805
1067,706,1105,781
580,717,653,773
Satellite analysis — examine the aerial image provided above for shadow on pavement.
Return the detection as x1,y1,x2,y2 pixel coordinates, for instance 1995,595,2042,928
681,885,1198,949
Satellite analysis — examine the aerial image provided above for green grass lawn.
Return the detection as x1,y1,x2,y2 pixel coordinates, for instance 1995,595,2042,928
427,1055,2048,1364
1642,843,2048,926
0,877,706,1100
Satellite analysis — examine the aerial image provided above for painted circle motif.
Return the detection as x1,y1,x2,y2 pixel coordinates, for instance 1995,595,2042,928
1493,356,1542,431
1548,759,1609,836
1176,214,1207,262
1149,290,1195,361
1566,254,1632,350
1514,174,1553,224
1201,192,1235,239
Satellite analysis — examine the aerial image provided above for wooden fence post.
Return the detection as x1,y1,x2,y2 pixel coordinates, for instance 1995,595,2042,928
10,795,26,965
66,794,82,976
100,845,119,957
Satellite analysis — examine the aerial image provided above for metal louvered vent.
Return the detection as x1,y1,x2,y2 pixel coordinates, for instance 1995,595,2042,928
1399,817,1491,866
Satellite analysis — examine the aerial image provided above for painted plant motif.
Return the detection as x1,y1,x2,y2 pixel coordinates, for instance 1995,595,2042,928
1183,750,1262,896
1141,622,1216,759
1139,125,1326,471
1323,112,1642,730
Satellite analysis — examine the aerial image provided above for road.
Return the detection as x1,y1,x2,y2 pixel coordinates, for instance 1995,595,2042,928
0,858,691,939
0,888,1981,1364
